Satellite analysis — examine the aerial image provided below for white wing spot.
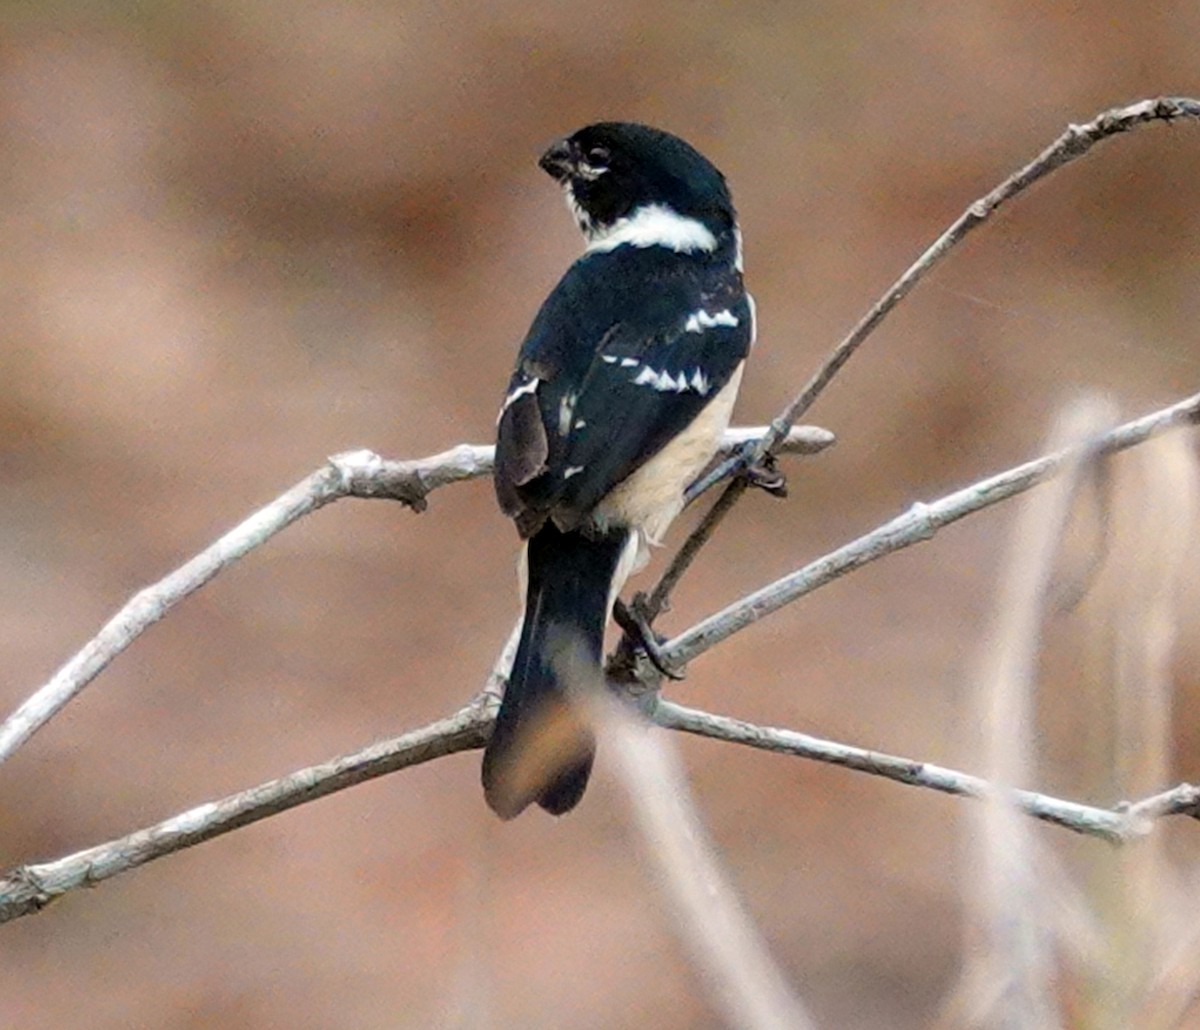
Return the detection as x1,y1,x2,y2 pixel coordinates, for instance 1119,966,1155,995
574,418,587,429
619,357,638,367
557,391,577,436
684,309,739,334
632,364,714,395
501,377,539,412
564,465,585,479
602,355,618,364
501,376,540,410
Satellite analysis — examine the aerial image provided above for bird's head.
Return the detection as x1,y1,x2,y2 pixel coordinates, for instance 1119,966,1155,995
538,122,736,255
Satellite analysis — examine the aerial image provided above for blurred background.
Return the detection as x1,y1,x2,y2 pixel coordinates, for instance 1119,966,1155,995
1,2,1199,1027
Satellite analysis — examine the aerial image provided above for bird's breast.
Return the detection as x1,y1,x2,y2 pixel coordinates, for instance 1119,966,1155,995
592,362,745,545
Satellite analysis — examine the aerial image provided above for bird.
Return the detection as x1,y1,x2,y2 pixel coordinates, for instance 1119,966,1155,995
482,122,755,819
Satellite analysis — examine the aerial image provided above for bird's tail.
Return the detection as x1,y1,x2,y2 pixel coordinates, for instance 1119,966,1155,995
482,521,630,819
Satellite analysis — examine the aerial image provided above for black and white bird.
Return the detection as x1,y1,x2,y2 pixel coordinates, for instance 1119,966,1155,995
483,122,755,819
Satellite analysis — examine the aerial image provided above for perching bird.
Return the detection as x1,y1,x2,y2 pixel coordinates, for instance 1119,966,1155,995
483,122,754,819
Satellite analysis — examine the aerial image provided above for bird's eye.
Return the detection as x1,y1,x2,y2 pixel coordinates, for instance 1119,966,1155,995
585,146,610,166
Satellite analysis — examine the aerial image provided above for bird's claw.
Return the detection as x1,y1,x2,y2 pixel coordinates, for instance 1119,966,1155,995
742,452,788,498
612,598,686,681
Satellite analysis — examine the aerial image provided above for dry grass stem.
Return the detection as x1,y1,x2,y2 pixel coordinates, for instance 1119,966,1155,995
599,696,817,1030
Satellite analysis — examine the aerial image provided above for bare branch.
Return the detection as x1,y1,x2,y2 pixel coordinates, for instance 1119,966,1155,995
651,701,1196,845
639,95,1200,627
1124,783,1200,826
663,390,1200,669
766,97,1200,447
0,446,467,765
0,700,493,923
720,426,834,454
6,684,1198,927
0,425,831,766
0,390,1195,923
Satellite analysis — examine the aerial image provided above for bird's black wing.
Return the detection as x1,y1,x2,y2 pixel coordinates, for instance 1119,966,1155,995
495,247,751,536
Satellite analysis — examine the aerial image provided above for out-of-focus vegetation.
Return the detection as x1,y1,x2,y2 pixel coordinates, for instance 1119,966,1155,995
1,3,1199,1026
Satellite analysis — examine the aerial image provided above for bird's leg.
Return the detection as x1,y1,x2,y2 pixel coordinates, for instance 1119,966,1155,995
740,450,788,497
612,597,686,681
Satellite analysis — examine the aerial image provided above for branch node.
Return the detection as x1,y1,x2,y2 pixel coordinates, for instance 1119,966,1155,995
331,449,430,510
11,868,53,912
741,451,789,498
329,448,384,486
903,501,937,541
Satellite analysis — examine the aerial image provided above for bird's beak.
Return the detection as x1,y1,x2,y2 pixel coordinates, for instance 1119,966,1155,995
538,138,575,181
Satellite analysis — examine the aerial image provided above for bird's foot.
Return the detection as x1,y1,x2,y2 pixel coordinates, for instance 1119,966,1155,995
741,451,788,498
612,598,686,681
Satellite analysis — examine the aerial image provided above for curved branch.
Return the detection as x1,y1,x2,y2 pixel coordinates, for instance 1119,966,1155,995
0,392,1195,923
4,686,1199,926
0,701,493,923
639,96,1200,626
765,97,1200,447
0,425,831,765
663,391,1200,668
652,701,1200,843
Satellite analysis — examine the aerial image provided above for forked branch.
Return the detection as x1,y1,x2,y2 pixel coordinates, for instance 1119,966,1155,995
2,97,1199,934
1,391,1197,924
635,95,1200,628
0,426,831,765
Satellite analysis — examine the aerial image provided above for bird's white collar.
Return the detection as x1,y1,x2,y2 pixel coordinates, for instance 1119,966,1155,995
584,203,718,255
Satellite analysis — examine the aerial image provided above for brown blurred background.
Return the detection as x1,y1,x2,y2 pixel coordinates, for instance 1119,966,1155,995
1,2,1199,1027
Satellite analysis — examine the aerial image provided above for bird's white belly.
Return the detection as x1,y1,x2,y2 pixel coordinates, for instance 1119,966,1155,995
594,362,744,546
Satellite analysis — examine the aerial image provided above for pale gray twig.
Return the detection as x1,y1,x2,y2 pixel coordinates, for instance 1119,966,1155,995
0,426,831,765
1124,783,1200,827
0,445,486,764
0,700,493,923
643,95,1200,627
762,98,1200,450
1,394,1197,923
3,691,1199,926
652,702,1198,845
664,390,1200,668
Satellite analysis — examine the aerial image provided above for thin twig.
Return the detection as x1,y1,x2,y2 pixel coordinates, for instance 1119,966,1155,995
642,475,749,620
6,689,1199,927
0,426,830,765
663,390,1200,669
0,445,487,764
0,394,1194,922
0,700,494,923
765,98,1200,450
637,96,1200,627
1124,783,1200,826
651,701,1197,845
